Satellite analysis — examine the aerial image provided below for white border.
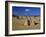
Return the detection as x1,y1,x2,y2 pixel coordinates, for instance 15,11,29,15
8,2,43,34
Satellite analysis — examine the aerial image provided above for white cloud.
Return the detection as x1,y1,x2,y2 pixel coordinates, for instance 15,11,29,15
25,9,30,12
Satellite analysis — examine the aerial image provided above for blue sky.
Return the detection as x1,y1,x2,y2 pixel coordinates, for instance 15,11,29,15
12,6,40,16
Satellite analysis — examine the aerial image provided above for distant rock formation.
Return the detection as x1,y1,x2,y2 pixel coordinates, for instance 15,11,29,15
13,15,40,26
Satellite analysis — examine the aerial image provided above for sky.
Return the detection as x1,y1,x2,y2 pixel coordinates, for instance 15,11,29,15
12,6,40,16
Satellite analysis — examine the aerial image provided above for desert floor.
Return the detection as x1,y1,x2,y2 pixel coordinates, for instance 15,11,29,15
12,16,40,30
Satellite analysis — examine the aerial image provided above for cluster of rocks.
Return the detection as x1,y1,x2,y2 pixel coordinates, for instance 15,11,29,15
13,16,40,26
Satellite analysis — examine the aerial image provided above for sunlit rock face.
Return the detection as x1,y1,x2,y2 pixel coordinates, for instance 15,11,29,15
12,16,40,30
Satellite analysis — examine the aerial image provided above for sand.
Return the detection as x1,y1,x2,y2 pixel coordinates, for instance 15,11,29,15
12,16,40,30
